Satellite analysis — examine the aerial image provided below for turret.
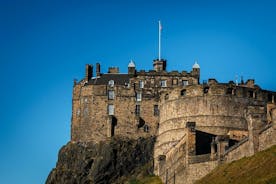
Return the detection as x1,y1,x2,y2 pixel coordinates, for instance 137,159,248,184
153,59,166,72
192,61,200,84
128,60,136,75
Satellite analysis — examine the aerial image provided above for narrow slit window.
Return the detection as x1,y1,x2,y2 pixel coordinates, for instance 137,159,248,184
139,80,144,88
108,90,115,100
136,92,142,101
154,105,159,116
108,104,114,115
135,105,140,116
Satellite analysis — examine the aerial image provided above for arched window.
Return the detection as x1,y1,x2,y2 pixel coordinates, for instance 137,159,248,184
203,87,209,94
181,89,186,96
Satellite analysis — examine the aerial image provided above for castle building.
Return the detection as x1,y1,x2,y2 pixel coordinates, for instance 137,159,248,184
71,58,276,184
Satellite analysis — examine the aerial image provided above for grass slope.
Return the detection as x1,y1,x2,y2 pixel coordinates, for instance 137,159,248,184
128,175,163,184
196,145,276,184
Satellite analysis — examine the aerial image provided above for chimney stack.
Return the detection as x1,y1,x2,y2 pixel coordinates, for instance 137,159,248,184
85,64,93,81
96,63,101,77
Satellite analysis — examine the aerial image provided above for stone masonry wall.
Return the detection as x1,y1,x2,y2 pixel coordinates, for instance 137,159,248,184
155,95,256,157
224,138,251,163
71,67,199,142
186,161,218,184
258,125,276,151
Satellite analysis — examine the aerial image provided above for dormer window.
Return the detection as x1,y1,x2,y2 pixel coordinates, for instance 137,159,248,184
108,80,114,87
161,80,167,87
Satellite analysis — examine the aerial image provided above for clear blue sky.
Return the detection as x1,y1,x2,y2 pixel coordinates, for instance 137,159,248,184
0,0,275,183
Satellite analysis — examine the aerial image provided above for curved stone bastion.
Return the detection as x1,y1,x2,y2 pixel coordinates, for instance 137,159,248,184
155,84,266,158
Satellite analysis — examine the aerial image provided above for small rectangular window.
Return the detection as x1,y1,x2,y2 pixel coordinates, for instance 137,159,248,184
161,80,167,87
226,88,233,95
154,105,159,116
182,80,188,86
108,90,115,100
248,91,254,98
108,104,114,115
136,92,142,101
139,80,144,88
173,79,178,85
135,105,140,116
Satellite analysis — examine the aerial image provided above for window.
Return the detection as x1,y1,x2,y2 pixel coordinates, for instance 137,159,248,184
226,88,233,95
135,105,140,116
136,92,142,101
139,80,144,88
165,94,169,100
203,87,209,94
181,89,186,96
161,80,167,87
108,80,114,87
108,104,114,115
108,90,115,100
144,125,149,132
248,91,254,98
154,105,159,116
173,79,178,85
77,109,80,116
182,80,188,86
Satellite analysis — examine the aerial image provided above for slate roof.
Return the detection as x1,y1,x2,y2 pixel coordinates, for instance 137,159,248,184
88,74,130,85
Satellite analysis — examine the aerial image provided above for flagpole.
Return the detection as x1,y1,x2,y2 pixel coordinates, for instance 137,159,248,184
158,20,161,61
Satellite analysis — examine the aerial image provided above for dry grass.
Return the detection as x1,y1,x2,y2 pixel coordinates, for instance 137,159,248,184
196,145,276,184
128,175,163,184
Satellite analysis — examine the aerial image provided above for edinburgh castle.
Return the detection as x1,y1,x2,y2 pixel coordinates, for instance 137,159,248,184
70,58,276,184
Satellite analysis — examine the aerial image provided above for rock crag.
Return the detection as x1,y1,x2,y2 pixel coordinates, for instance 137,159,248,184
46,137,155,184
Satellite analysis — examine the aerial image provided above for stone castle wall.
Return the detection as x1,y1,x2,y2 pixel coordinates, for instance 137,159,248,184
155,84,266,157
71,64,200,142
71,63,276,184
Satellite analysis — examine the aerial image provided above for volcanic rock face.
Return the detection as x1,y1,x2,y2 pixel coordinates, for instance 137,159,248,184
46,137,155,184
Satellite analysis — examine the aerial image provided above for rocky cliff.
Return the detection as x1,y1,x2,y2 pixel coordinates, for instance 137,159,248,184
46,137,156,184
